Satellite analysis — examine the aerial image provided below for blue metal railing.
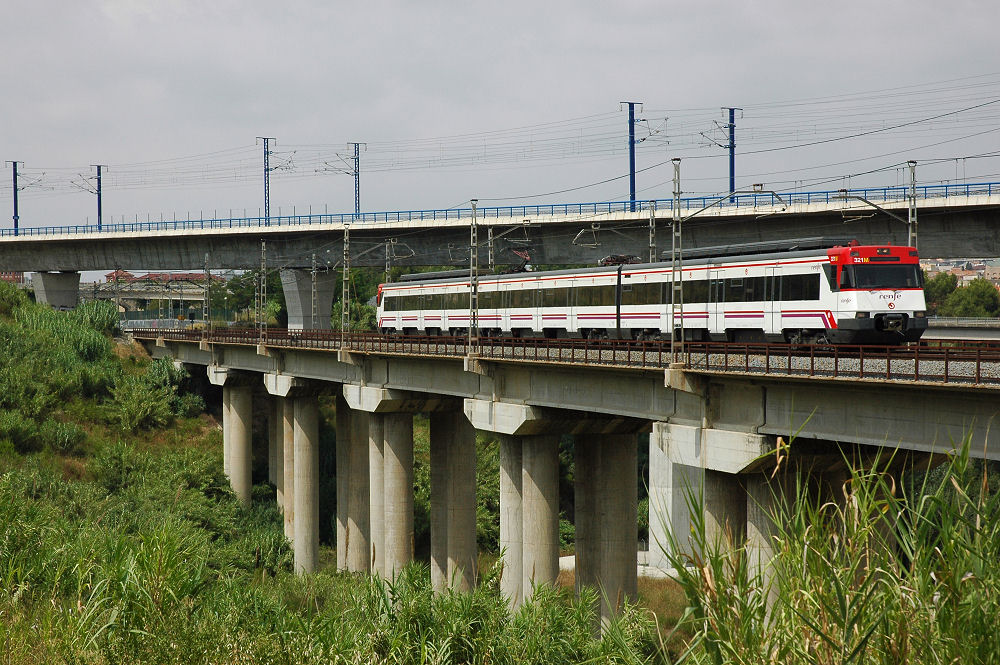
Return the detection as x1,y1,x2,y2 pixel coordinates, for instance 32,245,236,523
2,181,997,238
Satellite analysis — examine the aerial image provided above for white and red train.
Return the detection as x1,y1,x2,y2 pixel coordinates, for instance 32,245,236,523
376,238,928,345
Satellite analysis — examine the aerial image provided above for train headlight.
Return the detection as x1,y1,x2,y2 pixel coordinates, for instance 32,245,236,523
913,311,926,318
855,311,870,318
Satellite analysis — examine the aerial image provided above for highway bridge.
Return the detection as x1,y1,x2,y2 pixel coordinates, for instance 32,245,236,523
131,326,1000,625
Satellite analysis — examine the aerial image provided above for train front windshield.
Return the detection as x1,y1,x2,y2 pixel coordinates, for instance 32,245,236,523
840,264,923,289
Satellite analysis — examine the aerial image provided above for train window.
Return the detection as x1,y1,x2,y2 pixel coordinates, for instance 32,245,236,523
822,264,838,291
620,283,634,306
511,289,533,308
577,285,615,307
839,267,854,290
780,273,820,301
725,278,745,302
480,291,495,309
679,278,710,303
543,287,569,307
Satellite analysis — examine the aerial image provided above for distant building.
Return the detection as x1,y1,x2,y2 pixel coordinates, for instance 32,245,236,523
0,271,24,285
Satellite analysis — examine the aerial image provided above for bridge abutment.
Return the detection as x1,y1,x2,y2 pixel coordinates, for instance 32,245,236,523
32,271,80,309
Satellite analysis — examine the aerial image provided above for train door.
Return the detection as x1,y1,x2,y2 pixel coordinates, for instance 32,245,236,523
765,266,778,336
708,268,723,338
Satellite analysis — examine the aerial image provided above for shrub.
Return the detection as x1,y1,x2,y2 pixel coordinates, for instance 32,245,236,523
110,374,173,431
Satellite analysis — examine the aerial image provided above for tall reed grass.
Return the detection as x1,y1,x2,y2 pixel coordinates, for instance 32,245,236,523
660,440,1000,664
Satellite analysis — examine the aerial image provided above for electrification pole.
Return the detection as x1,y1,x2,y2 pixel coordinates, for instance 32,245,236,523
203,254,211,332
469,199,479,352
257,137,275,226
648,200,656,263
341,225,350,340
6,161,19,236
348,142,365,217
907,160,918,250
724,108,740,194
92,164,106,231
671,159,684,364
621,101,641,212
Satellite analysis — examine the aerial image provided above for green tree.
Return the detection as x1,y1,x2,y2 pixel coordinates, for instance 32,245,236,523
923,271,957,315
938,277,1000,317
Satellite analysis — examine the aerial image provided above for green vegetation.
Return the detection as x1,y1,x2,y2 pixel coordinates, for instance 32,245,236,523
0,280,662,663
662,442,1000,664
924,272,1000,317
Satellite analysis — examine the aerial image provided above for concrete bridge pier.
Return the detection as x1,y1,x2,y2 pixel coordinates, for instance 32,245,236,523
208,367,256,508
495,433,561,609
430,410,478,592
32,271,80,309
369,413,385,576
280,268,338,330
281,397,295,541
264,373,322,574
575,433,638,628
334,394,373,573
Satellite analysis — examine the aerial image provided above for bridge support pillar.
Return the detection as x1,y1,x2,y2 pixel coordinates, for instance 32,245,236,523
293,395,320,574
521,434,560,603
369,413,385,577
280,268,338,330
336,393,349,570
282,397,295,541
575,433,638,629
268,399,279,487
32,271,80,309
222,383,232,479
499,436,522,608
430,411,477,592
346,403,370,573
383,413,414,578
227,385,253,509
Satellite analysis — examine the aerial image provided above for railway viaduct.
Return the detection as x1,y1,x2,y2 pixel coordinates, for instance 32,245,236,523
5,183,1000,625
133,329,1000,626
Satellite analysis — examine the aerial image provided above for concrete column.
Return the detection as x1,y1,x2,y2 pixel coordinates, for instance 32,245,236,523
293,395,320,574
429,412,449,591
275,398,285,511
430,411,477,591
335,393,350,571
598,434,638,627
745,473,785,606
383,413,414,578
574,437,599,599
369,413,385,577
32,271,80,309
268,399,279,486
222,385,232,479
704,470,746,548
282,397,295,541
499,435,523,608
280,268,338,330
346,405,370,573
521,435,559,602
228,385,253,509
649,455,701,565
447,412,477,591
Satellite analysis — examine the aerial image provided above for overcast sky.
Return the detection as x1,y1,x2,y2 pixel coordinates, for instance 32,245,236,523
3,0,1000,230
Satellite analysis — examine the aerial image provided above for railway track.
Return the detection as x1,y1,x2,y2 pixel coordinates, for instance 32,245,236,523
129,327,1000,388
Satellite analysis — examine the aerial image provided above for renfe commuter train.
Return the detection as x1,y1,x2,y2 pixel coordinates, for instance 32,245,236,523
376,238,928,345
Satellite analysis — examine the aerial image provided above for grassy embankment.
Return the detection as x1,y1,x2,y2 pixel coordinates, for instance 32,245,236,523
0,282,670,663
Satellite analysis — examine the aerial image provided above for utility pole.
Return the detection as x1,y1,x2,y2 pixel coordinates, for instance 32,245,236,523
907,160,918,250
311,253,318,329
5,161,20,236
469,199,479,351
648,200,656,263
621,101,642,212
670,159,684,364
257,137,275,226
203,254,211,332
258,240,267,341
341,225,350,339
488,226,495,271
724,108,741,194
348,142,365,217
92,164,106,231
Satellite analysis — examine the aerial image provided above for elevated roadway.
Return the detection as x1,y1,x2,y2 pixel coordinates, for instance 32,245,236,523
2,182,999,272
